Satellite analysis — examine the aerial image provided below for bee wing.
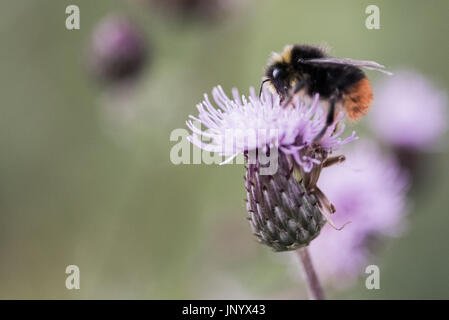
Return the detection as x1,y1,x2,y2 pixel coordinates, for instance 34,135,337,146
306,57,393,75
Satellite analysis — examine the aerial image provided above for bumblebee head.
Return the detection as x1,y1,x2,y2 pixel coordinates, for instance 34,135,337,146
266,63,291,97
260,45,327,99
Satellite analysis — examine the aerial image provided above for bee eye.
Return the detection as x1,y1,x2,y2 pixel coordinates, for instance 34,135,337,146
272,67,284,79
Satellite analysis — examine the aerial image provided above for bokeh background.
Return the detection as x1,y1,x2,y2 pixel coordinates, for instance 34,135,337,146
0,0,448,299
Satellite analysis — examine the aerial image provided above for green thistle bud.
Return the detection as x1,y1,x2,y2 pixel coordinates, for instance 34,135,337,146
245,152,326,252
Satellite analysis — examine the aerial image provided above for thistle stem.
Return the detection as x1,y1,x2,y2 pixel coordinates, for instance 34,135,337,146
296,247,325,300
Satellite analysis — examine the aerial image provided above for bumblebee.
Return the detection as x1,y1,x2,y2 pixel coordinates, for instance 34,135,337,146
260,44,391,141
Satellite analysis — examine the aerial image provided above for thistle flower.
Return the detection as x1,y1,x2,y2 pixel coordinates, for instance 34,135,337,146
88,15,148,84
369,70,447,152
186,86,357,251
308,142,409,286
187,86,356,172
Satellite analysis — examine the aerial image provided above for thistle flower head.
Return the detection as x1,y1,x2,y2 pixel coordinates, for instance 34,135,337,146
308,142,409,285
186,86,359,251
186,86,357,172
369,70,448,151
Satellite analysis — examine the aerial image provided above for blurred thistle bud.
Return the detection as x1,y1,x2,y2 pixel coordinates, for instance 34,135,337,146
88,14,148,84
145,0,237,21
186,86,357,251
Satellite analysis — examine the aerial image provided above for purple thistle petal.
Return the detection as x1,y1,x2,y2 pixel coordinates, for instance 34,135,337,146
186,86,357,171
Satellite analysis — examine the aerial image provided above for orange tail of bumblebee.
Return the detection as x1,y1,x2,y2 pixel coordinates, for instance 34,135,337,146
343,77,374,121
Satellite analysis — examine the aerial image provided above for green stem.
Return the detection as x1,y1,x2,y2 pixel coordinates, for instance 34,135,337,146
297,247,325,300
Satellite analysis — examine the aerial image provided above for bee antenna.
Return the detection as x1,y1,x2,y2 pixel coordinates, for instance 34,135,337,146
259,79,270,98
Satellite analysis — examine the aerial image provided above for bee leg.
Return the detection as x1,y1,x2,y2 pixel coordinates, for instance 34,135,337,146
323,155,346,168
281,80,305,108
313,95,337,142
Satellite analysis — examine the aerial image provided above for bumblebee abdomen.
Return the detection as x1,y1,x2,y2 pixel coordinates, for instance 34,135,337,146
342,77,373,121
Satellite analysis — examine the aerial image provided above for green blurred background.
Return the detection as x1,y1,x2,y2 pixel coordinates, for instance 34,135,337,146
0,0,448,299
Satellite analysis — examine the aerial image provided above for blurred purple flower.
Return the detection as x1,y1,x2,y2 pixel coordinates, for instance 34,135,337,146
146,0,237,20
308,142,409,286
186,86,357,172
369,70,448,151
88,15,148,83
